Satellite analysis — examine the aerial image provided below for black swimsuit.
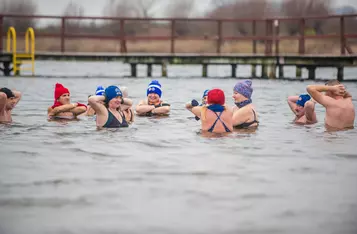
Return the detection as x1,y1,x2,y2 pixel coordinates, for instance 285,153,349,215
235,109,259,129
103,109,129,128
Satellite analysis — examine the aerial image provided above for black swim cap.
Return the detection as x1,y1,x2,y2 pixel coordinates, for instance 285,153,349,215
0,87,15,98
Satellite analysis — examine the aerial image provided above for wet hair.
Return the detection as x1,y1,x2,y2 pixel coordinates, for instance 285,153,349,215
0,87,15,98
325,80,340,86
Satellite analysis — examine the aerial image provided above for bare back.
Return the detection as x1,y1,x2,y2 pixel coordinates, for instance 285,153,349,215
325,98,355,129
201,108,233,133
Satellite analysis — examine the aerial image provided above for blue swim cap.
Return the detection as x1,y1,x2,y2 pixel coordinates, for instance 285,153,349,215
296,94,311,107
105,85,122,103
202,89,209,98
95,86,105,96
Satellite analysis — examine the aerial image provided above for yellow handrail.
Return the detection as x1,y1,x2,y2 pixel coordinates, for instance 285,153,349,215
6,27,16,53
25,27,35,55
6,27,17,74
5,27,36,76
25,27,35,75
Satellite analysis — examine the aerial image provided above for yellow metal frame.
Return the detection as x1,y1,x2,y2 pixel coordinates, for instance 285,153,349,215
25,27,35,75
6,26,35,76
6,27,17,74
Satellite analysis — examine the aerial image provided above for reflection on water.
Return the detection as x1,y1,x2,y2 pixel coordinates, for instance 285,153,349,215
0,61,357,234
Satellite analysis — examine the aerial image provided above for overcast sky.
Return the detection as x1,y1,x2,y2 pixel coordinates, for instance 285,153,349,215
31,0,357,17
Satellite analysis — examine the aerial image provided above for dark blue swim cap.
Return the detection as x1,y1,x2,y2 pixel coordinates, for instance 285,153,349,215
296,94,311,107
202,89,209,98
105,86,122,103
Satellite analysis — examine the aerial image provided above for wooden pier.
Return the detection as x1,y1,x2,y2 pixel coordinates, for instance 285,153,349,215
1,13,357,80
1,52,357,80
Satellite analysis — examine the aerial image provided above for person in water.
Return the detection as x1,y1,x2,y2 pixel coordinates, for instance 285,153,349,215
84,86,105,117
0,87,22,123
307,80,355,130
189,89,233,133
47,83,87,120
119,86,134,124
88,85,133,128
135,80,170,116
232,80,259,128
287,94,317,125
185,89,210,120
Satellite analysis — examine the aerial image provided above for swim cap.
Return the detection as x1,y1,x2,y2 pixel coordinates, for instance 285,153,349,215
234,80,253,99
202,89,209,98
95,86,105,96
54,83,70,100
296,94,311,107
207,89,225,105
105,85,122,103
120,86,128,98
0,87,15,98
147,80,162,97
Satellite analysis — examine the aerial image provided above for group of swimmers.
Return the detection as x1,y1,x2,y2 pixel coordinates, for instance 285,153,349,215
0,79,355,132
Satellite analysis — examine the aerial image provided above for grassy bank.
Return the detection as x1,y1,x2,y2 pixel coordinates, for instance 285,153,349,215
7,38,355,55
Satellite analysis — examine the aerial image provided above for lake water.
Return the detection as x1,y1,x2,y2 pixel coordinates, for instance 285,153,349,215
0,61,357,234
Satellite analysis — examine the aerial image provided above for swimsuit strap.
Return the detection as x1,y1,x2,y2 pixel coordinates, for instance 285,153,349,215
208,111,231,133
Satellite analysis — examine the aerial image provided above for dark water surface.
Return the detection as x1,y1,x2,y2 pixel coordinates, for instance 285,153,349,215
0,61,357,234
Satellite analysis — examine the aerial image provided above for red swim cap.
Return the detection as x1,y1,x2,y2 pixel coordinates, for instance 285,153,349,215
207,89,225,105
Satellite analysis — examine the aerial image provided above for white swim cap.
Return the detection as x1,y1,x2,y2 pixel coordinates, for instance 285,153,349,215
120,86,128,98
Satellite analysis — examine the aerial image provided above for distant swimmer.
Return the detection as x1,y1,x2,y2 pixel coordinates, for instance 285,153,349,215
119,86,134,124
307,80,355,130
84,86,105,117
189,89,233,133
0,87,22,123
88,85,133,128
135,80,170,116
185,89,209,120
232,80,259,129
287,94,317,125
47,83,87,120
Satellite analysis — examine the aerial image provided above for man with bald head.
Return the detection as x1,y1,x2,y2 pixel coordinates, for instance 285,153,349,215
307,80,355,130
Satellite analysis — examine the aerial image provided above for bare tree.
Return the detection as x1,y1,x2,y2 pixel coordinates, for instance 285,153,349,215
281,0,331,35
62,1,84,33
132,0,158,18
165,0,196,36
206,0,269,36
0,0,37,33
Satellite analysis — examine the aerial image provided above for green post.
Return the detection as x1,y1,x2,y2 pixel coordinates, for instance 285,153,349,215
251,65,256,78
231,64,237,78
296,66,302,79
162,63,167,77
268,65,276,79
130,64,137,77
278,65,284,79
202,64,208,77
147,64,152,77
261,65,268,78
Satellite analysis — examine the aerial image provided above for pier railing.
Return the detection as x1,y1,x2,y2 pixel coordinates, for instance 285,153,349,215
1,14,357,55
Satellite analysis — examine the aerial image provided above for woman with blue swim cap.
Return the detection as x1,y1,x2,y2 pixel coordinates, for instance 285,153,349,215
88,85,133,128
84,85,105,116
186,89,209,120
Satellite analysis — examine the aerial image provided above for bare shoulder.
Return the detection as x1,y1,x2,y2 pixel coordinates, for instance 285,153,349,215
138,99,147,105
